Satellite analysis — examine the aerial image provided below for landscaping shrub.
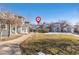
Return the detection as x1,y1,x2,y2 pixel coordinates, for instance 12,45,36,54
38,29,48,33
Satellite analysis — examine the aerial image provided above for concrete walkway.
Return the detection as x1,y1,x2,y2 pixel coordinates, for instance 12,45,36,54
0,33,33,55
0,33,33,45
45,32,79,37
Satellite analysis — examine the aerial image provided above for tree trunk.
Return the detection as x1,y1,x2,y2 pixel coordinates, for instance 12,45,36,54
8,24,11,37
15,26,18,34
0,31,2,40
20,27,22,33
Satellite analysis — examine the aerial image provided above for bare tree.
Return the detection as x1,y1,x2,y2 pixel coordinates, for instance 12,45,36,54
0,10,22,37
13,15,22,34
60,20,70,32
0,11,7,39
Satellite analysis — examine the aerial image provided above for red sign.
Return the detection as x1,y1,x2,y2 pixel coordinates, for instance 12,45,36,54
36,16,41,24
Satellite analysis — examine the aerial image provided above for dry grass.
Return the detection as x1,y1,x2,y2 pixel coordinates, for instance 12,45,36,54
27,33,79,43
21,33,79,55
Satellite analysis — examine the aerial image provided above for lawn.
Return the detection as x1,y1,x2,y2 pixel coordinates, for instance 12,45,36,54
21,33,79,55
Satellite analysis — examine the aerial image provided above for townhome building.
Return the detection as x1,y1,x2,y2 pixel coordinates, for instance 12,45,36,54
48,22,74,33
0,14,30,37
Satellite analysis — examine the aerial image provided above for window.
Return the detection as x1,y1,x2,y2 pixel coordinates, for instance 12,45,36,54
0,23,7,30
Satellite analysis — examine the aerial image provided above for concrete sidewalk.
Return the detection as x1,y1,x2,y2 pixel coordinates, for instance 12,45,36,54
0,33,33,45
45,32,79,37
0,33,33,55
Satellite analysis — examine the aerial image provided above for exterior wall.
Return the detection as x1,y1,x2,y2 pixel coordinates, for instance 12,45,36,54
1,25,29,37
74,26,79,33
63,27,71,32
21,26,29,33
51,27,61,32
1,25,14,36
1,30,8,36
71,28,74,33
50,23,74,33
16,26,29,34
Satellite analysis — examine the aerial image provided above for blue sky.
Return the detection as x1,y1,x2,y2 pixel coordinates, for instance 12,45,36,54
0,3,79,24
